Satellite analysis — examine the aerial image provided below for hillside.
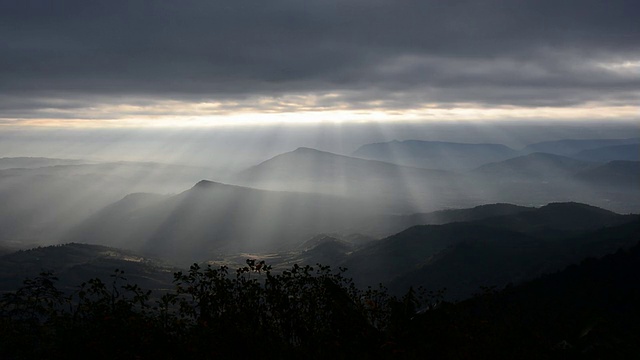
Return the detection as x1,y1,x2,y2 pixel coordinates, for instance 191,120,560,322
400,239,640,358
0,243,175,292
70,180,380,264
344,202,639,297
343,224,533,286
375,203,534,234
390,220,640,300
0,161,219,248
468,202,636,237
233,147,477,212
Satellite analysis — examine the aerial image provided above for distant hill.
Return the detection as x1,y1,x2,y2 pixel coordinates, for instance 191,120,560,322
236,147,452,184
572,144,640,162
234,147,477,213
468,153,639,213
0,161,219,247
522,138,640,156
70,180,381,264
0,157,87,170
235,146,639,215
473,152,594,179
351,140,518,170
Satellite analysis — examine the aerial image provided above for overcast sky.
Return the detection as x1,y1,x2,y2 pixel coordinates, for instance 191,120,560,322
1,0,639,126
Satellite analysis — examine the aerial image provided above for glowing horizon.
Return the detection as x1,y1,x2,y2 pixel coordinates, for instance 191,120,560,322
2,100,637,129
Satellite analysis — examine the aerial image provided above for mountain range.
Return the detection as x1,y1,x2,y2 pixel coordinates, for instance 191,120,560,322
352,140,518,170
351,138,640,170
69,180,380,263
341,202,639,299
233,147,480,212
0,161,219,248
521,137,640,156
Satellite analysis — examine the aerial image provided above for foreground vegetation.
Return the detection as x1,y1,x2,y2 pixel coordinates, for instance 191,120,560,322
2,243,640,359
0,261,435,359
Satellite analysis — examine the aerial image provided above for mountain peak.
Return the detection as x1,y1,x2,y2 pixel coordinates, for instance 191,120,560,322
193,180,220,188
292,147,324,154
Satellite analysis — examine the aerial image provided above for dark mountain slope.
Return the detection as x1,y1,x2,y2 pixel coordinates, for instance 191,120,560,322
401,239,640,359
343,224,533,286
390,219,640,300
344,202,637,291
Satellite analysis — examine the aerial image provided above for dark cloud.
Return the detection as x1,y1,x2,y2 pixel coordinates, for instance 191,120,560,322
0,0,638,119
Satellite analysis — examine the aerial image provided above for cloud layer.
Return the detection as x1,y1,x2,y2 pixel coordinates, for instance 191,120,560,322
1,0,639,123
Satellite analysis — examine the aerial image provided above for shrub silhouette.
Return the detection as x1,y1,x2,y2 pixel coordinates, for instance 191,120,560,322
0,261,431,359
2,247,640,359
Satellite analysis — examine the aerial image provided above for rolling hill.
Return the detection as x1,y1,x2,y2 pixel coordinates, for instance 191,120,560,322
69,180,381,264
0,161,219,248
233,147,479,213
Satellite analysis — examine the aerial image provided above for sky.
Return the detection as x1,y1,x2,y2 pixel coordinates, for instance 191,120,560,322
0,0,639,128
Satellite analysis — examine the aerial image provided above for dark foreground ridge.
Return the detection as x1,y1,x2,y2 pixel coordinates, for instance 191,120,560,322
2,240,640,359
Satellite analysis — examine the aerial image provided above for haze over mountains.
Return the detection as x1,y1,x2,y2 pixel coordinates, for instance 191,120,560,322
352,137,640,170
352,140,519,170
1,135,638,251
0,134,638,304
70,180,379,263
521,138,640,156
0,161,218,249
234,147,477,213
